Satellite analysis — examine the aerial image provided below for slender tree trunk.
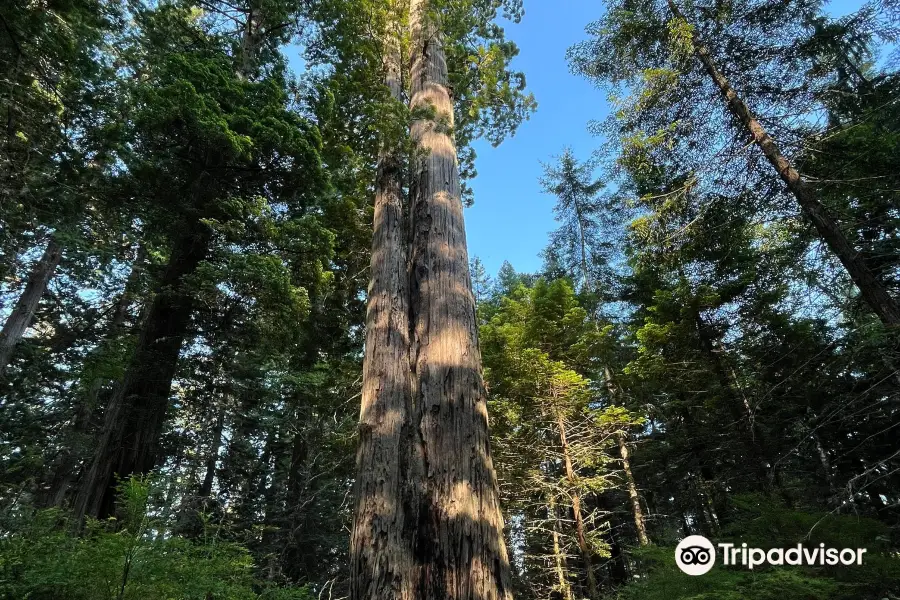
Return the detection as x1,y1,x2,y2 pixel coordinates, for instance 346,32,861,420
73,220,210,520
806,417,837,496
250,433,274,522
615,435,649,546
813,434,836,492
681,512,692,537
238,5,264,80
407,2,512,600
603,367,650,546
606,529,630,586
261,428,289,583
173,400,227,537
549,495,573,600
200,406,226,498
157,451,184,538
42,376,104,508
0,236,62,375
349,18,421,600
695,312,796,507
553,408,598,600
699,478,720,536
667,0,900,327
592,493,630,586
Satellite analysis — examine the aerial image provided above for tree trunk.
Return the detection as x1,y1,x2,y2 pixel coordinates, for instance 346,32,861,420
43,246,145,508
681,512,692,537
238,4,264,80
173,400,227,538
349,19,421,600
553,408,598,600
699,478,721,536
73,220,210,520
807,422,837,496
156,450,184,537
549,495,573,600
200,405,226,498
407,2,513,600
666,0,900,327
615,435,649,546
603,367,650,546
0,236,63,375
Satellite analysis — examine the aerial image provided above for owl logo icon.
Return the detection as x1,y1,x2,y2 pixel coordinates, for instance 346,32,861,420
675,535,716,575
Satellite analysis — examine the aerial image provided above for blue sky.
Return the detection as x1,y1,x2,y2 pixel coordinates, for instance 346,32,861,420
464,0,867,277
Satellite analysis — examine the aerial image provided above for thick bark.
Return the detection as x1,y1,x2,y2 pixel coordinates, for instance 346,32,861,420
72,3,260,522
73,220,210,520
667,0,900,327
603,367,650,546
349,22,421,600
0,236,63,375
408,2,512,600
553,409,598,600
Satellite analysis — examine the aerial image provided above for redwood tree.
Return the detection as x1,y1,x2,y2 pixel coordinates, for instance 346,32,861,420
348,0,534,598
407,1,513,598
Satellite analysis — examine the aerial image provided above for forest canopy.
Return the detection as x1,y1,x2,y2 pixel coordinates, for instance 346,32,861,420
0,0,898,599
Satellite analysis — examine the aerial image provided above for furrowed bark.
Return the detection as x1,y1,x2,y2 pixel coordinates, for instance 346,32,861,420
666,0,900,327
73,220,210,520
408,2,513,600
349,19,420,600
0,236,63,375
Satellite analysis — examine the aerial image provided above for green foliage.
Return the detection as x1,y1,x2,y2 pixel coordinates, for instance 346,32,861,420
540,149,631,301
0,478,313,600
619,546,845,600
436,0,537,148
481,274,644,597
619,500,900,600
2,2,899,600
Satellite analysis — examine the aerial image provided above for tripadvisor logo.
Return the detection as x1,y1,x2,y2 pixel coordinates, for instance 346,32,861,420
675,535,868,576
675,535,716,575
